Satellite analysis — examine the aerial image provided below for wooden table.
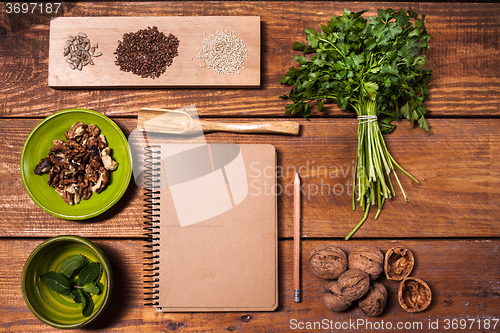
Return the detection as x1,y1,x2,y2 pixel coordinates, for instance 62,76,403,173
1,2,499,332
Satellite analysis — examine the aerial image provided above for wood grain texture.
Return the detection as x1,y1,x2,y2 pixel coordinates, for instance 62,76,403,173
2,2,498,331
48,16,260,88
1,117,498,238
1,2,499,117
1,238,498,332
0,118,144,238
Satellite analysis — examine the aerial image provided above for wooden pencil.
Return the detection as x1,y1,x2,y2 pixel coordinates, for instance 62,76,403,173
293,171,301,303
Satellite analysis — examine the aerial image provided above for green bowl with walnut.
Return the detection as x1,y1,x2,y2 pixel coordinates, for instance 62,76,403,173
20,108,132,220
21,235,112,329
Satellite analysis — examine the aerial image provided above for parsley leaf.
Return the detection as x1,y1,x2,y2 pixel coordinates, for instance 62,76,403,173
280,7,432,131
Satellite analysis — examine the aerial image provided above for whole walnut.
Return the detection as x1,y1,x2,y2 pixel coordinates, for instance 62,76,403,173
309,245,348,280
337,269,370,301
358,282,388,317
348,246,384,281
323,280,352,312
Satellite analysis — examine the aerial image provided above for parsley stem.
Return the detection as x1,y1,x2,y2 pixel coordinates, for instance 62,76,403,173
375,194,385,220
345,204,371,240
347,97,419,238
392,169,409,203
388,151,419,183
317,37,347,61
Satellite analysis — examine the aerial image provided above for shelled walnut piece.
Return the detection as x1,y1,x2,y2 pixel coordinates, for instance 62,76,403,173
34,122,118,205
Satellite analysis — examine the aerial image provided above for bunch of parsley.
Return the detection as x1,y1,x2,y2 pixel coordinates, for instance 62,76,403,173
279,8,432,239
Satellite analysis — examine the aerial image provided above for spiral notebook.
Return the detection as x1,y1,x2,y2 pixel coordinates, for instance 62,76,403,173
143,143,278,312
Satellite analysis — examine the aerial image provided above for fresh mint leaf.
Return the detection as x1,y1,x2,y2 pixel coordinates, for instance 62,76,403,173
95,281,104,295
79,289,94,317
40,255,104,317
96,262,104,283
73,289,83,303
63,289,82,303
59,254,89,279
64,291,76,301
77,262,102,286
40,271,72,294
82,282,100,295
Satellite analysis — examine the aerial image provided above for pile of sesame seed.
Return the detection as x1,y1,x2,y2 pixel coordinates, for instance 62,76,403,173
198,30,247,76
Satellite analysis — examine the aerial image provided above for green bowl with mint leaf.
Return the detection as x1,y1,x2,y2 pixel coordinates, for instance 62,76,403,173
21,235,112,329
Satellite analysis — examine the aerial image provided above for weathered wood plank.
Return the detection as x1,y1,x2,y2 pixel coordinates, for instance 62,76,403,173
1,238,498,332
0,118,144,238
1,117,499,239
0,2,499,117
48,16,260,88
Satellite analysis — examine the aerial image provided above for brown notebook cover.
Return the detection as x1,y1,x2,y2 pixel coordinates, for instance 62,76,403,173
151,143,277,312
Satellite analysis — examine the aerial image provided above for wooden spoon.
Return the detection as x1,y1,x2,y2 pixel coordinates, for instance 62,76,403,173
138,108,300,135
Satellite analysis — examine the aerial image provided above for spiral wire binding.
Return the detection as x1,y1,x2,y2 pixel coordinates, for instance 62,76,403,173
143,145,161,308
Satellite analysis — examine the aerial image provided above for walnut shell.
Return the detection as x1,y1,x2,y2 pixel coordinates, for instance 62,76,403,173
323,280,353,312
398,277,432,313
358,282,388,317
348,246,384,281
384,246,415,281
309,245,348,280
337,269,370,301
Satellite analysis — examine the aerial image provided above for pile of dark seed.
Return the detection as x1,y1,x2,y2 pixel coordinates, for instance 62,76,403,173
114,26,179,79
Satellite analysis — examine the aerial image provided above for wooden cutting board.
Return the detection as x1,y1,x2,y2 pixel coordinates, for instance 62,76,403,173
48,16,260,88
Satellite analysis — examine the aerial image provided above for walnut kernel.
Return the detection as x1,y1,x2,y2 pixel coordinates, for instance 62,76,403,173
101,147,118,171
33,122,118,205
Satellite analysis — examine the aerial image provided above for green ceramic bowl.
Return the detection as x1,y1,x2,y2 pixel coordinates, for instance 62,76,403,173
20,108,132,220
21,235,113,329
